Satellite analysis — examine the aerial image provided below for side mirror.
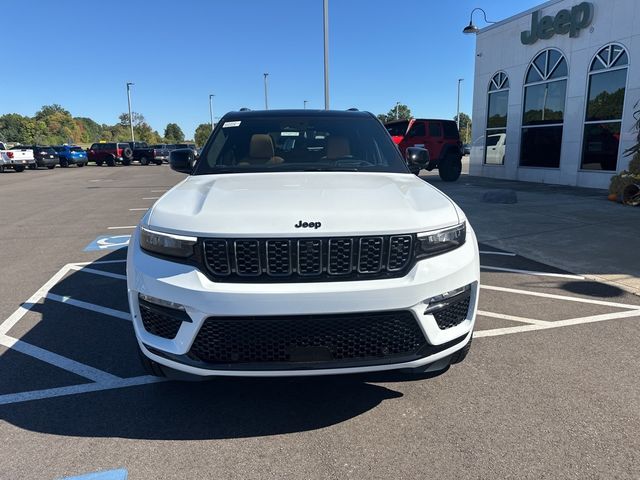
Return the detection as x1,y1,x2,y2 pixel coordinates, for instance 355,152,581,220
405,147,430,175
170,148,195,174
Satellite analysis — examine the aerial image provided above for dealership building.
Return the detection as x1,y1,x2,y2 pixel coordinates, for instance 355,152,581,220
469,0,639,188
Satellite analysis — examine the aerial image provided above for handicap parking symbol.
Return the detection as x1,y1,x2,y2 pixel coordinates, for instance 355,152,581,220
84,234,131,252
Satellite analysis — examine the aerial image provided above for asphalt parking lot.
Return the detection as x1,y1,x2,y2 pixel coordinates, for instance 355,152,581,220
1,165,639,479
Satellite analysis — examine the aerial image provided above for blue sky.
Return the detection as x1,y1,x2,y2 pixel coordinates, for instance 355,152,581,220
1,0,540,138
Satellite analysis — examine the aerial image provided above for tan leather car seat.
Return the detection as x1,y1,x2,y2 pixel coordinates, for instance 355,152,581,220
325,136,351,160
239,134,284,165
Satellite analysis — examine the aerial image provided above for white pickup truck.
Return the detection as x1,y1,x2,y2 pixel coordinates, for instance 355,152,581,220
0,142,35,172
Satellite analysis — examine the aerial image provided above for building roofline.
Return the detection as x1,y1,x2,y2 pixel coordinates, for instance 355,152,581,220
478,0,565,35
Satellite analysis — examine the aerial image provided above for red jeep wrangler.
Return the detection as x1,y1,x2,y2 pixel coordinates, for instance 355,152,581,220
87,142,134,166
385,118,463,181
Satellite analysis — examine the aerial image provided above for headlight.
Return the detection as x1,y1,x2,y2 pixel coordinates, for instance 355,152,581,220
415,222,466,259
140,227,196,258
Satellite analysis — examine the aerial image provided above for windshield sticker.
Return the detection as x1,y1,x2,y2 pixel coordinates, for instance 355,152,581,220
223,121,241,128
280,132,300,137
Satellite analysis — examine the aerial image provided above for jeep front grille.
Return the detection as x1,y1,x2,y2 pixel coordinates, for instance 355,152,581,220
202,235,413,282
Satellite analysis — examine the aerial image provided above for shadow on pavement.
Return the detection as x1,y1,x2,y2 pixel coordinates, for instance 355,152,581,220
2,375,407,440
1,249,446,440
560,280,626,298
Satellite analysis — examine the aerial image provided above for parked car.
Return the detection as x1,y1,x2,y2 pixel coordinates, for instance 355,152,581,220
87,142,133,166
13,145,58,169
127,142,166,165
53,145,87,167
175,143,198,157
463,144,471,155
484,133,506,165
128,109,479,380
384,118,463,181
0,142,35,172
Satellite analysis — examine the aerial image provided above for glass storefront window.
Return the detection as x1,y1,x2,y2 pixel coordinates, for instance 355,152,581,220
581,44,628,171
485,72,509,165
521,126,563,168
520,49,567,168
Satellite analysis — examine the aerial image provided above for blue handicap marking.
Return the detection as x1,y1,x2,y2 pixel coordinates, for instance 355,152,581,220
59,468,128,480
84,235,131,252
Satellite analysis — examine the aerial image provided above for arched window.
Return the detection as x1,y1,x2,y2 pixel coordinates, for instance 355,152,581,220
581,44,629,171
485,72,509,165
520,49,568,168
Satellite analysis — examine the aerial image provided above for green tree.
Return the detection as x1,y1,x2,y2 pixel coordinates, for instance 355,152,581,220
377,104,412,123
194,123,212,147
34,104,80,144
453,113,472,144
164,123,185,143
0,113,44,143
74,117,104,143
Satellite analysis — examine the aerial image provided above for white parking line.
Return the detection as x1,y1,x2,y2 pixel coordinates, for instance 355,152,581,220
0,375,165,406
481,284,640,310
477,310,550,326
142,197,160,200
474,309,640,338
0,264,73,336
481,265,585,280
107,226,136,230
129,208,148,211
73,260,127,266
68,265,127,281
150,190,167,193
479,251,517,257
0,334,119,383
44,293,131,321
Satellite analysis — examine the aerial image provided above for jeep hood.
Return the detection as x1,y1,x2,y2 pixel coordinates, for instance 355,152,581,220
146,172,461,237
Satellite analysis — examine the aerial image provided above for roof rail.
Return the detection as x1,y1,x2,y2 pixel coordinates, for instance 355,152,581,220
346,107,359,111
239,107,251,112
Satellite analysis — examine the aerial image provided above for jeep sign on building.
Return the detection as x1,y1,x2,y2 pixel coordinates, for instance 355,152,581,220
469,0,639,188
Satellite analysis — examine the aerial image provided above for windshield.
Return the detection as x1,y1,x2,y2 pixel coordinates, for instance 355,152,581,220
385,121,409,137
195,115,408,175
71,146,83,152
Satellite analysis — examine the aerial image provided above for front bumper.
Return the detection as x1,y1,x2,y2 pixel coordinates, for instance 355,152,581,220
127,226,480,377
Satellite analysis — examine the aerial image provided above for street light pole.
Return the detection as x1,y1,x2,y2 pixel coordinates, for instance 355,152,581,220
263,73,269,110
209,94,215,131
304,100,308,109
396,101,400,119
126,82,135,142
456,78,463,129
323,0,330,110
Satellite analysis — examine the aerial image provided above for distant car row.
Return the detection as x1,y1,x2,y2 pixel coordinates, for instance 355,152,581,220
0,141,197,172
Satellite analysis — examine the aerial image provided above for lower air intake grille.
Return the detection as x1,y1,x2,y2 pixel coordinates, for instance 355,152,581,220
433,294,472,330
139,301,184,339
188,311,426,365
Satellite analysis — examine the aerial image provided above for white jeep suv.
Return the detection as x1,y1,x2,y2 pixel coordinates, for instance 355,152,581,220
127,110,479,379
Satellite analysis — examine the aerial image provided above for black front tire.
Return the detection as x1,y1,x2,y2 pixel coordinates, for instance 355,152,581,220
106,155,116,167
28,164,37,170
121,159,131,166
138,347,166,377
47,165,55,170
450,337,472,365
438,154,462,182
60,159,69,168
77,162,85,167
140,156,149,166
154,159,163,166
14,165,25,172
